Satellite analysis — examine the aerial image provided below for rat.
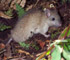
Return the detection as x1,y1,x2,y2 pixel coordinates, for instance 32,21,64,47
10,8,61,42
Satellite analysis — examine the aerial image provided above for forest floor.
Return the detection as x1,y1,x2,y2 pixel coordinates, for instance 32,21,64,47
0,0,70,60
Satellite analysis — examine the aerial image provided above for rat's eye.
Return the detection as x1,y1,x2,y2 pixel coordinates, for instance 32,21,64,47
52,18,55,21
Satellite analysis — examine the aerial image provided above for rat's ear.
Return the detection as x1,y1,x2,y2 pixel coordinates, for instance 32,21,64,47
44,8,51,17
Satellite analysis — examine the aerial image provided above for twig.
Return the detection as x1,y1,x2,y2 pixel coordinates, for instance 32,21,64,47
34,0,39,7
37,45,55,60
6,38,13,46
37,24,70,60
0,49,6,55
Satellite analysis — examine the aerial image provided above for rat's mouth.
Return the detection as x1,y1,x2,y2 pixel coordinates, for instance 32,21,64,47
51,23,62,27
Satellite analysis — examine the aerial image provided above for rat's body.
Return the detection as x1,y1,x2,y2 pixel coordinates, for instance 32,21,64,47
11,8,61,42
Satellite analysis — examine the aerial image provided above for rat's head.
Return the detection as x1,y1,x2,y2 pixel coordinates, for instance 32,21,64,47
44,8,62,27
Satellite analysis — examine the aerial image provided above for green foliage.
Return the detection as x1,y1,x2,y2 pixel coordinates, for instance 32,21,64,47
51,39,70,60
36,26,70,60
16,3,25,18
36,39,70,60
51,45,61,60
31,43,39,50
62,39,70,60
67,29,70,37
63,50,70,60
36,56,47,60
63,39,70,51
63,41,70,60
0,23,11,31
46,50,51,55
51,32,59,39
4,9,13,17
19,42,39,50
60,27,70,37
19,42,30,50
34,46,39,50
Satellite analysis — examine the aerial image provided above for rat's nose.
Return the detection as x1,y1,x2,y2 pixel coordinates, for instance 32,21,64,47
59,23,62,26
58,22,62,26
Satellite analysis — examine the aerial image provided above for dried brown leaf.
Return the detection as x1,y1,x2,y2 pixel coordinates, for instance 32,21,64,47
0,11,12,19
18,49,30,55
37,40,45,49
0,43,5,49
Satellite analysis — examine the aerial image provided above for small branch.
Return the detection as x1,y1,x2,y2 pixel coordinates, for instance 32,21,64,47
6,38,13,46
37,45,55,60
37,24,70,60
0,49,6,55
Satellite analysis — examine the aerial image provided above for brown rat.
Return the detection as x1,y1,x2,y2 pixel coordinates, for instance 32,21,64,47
10,8,61,42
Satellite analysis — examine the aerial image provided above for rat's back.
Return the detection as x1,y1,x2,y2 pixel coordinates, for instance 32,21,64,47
11,9,44,42
11,8,61,42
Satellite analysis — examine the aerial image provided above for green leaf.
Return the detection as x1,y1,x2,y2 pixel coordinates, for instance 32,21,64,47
63,44,69,51
67,29,70,37
63,50,70,60
36,57,39,60
51,32,59,39
63,39,70,51
4,9,13,17
36,56,46,60
19,42,30,49
42,58,46,60
0,23,11,31
68,45,70,50
35,46,39,50
61,27,67,37
66,39,70,42
46,50,51,55
16,3,25,18
51,45,61,60
60,27,70,37
50,40,68,47
62,39,70,60
30,43,39,50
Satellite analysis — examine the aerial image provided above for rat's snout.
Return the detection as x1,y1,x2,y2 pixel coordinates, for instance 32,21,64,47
54,21,62,27
59,23,62,26
57,21,62,27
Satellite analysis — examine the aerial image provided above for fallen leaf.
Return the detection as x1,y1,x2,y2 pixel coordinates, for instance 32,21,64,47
18,49,30,55
0,43,5,49
46,40,50,43
20,0,26,7
3,56,7,60
37,40,45,49
0,11,12,19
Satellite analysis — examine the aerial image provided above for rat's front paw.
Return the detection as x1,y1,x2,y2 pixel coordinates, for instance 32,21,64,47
41,33,50,38
44,34,50,38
